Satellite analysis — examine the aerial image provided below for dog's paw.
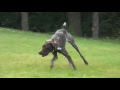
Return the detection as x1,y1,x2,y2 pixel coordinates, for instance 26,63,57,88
50,65,54,69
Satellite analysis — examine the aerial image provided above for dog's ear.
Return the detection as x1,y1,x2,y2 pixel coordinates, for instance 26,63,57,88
45,40,57,51
50,42,57,51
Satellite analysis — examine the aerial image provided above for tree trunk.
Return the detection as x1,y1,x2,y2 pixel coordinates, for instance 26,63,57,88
92,12,99,39
68,12,82,36
21,12,29,31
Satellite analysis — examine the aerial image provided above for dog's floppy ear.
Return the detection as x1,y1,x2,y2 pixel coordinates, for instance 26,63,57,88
46,39,57,51
50,42,57,51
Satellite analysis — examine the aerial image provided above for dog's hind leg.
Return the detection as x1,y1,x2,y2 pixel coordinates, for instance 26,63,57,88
68,41,88,65
50,51,58,69
59,49,76,70
65,32,88,65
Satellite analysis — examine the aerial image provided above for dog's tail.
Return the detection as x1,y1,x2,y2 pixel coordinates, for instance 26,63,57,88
62,22,67,29
63,22,66,27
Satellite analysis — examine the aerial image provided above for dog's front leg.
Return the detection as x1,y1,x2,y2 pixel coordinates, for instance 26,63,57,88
50,51,58,69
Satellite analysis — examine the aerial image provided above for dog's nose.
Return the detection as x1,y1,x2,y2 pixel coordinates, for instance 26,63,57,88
38,52,42,55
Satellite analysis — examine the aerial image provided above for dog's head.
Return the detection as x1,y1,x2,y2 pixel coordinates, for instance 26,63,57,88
38,40,56,57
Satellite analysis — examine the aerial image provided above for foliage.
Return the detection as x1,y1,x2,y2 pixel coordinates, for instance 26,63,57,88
0,12,21,29
29,12,65,32
99,12,120,38
0,12,120,38
0,12,65,32
81,12,92,37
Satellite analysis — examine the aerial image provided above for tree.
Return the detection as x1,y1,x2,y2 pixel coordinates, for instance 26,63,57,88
21,12,29,31
92,12,99,38
68,12,82,36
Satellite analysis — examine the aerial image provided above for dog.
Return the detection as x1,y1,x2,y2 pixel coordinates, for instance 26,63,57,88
38,22,88,70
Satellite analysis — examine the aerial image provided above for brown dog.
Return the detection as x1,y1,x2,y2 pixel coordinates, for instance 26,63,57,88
38,23,88,70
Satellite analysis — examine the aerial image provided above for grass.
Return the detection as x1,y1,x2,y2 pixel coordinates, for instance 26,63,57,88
0,27,120,78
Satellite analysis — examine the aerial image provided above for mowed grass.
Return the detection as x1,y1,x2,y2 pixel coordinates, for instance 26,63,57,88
0,27,120,78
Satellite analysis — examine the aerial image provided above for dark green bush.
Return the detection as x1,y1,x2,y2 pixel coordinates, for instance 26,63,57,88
0,12,120,38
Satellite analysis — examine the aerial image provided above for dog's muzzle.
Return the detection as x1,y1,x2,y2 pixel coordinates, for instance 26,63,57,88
38,51,44,56
38,51,48,57
38,51,42,55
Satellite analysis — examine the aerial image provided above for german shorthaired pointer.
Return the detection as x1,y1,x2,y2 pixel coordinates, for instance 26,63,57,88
38,22,88,70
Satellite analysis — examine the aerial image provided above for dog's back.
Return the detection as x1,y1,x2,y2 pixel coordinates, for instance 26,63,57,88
55,28,75,43
56,29,67,34
51,31,66,49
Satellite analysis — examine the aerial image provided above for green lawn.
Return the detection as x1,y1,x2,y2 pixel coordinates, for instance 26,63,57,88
0,27,120,78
